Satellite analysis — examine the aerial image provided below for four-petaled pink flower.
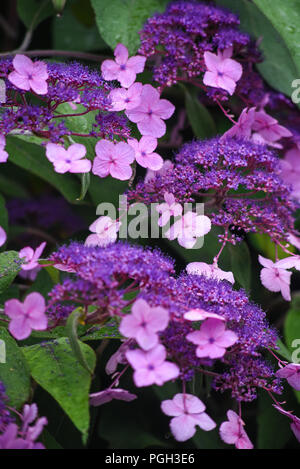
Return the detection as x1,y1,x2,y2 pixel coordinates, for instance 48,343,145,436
92,140,134,180
5,292,48,340
219,410,253,449
19,241,46,271
0,226,6,247
126,84,175,138
161,393,216,442
46,143,91,174
165,212,211,249
258,255,300,301
101,44,146,88
128,136,163,170
156,193,182,227
203,48,243,96
252,110,292,147
186,318,238,359
120,298,169,350
223,107,256,140
90,388,137,406
145,159,174,183
85,216,121,247
8,54,48,95
276,363,300,391
126,344,180,387
186,261,235,284
280,147,300,202
108,82,143,111
0,135,8,163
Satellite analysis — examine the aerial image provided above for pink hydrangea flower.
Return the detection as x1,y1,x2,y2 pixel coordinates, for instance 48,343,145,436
85,216,121,247
252,110,292,147
273,405,300,443
120,298,169,350
183,309,225,322
8,54,48,95
203,48,243,95
0,134,8,163
46,143,91,174
161,393,216,442
223,107,256,140
126,344,180,387
165,212,211,249
280,147,300,202
19,266,41,282
186,261,235,284
219,410,253,449
145,159,174,183
101,43,146,88
90,388,137,406
19,241,46,271
105,342,129,375
0,226,6,247
5,292,48,340
92,140,134,180
126,84,175,138
276,363,300,391
186,318,238,359
156,193,182,227
21,404,47,443
258,255,300,301
108,82,143,111
128,136,163,170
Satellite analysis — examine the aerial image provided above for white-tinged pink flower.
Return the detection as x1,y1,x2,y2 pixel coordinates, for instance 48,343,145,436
186,261,235,284
161,393,216,442
186,318,238,359
92,140,134,181
85,216,121,247
203,49,243,95
19,242,46,271
108,82,143,111
0,226,6,247
223,107,256,140
126,344,180,387
0,134,8,163
184,309,225,322
5,292,48,340
145,160,174,183
126,84,175,138
90,388,137,406
8,54,48,95
128,136,163,170
258,255,300,301
120,298,169,350
156,193,182,227
219,410,253,449
165,212,211,249
276,363,300,391
280,147,300,202
46,143,91,174
101,43,146,88
252,110,292,146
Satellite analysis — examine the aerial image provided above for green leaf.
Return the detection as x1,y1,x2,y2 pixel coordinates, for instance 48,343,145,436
66,308,94,374
77,173,90,201
91,0,168,55
284,301,300,403
275,339,292,362
257,391,291,448
0,251,22,294
184,86,216,139
0,327,31,408
22,337,96,441
0,194,8,233
229,242,251,291
17,0,55,29
6,137,81,204
248,232,295,261
30,319,121,341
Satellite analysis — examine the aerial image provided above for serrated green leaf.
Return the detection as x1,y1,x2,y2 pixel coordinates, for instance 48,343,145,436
0,251,22,294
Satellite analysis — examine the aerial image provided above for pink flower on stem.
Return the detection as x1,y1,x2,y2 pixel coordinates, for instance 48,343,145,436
108,82,143,111
120,298,169,350
5,292,48,340
280,147,300,202
186,261,235,284
186,318,238,359
156,193,182,227
126,344,180,387
145,160,174,183
90,388,137,406
126,84,175,138
276,363,300,391
219,410,253,449
161,393,216,442
19,242,46,271
165,212,211,249
203,48,243,96
183,309,225,322
101,43,146,88
8,54,48,95
258,255,300,301
223,107,256,140
85,216,121,247
128,136,163,170
92,140,134,180
0,135,8,163
0,226,6,247
252,110,292,147
46,143,91,174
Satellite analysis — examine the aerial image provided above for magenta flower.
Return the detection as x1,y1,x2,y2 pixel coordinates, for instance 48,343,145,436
145,159,174,183
85,216,121,247
126,344,180,387
126,84,175,138
21,404,47,443
0,226,6,247
223,107,256,140
252,110,292,147
108,82,143,111
219,410,253,449
258,255,298,302
5,292,48,340
156,192,182,227
288,233,300,250
120,298,169,350
0,424,30,449
276,364,300,391
184,309,225,322
186,261,235,284
128,136,163,170
186,318,238,359
280,147,300,202
90,388,137,406
101,43,146,88
105,342,129,375
165,212,211,249
46,143,91,174
203,49,243,95
19,241,46,271
0,134,8,163
8,54,48,95
161,393,216,442
92,140,134,180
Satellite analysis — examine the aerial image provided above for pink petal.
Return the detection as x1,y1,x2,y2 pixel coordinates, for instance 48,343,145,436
161,399,183,417
174,393,205,414
0,149,8,163
108,88,127,111
70,159,91,173
215,329,238,347
193,412,216,431
204,51,222,72
8,71,30,91
114,44,129,64
125,348,148,369
152,99,175,119
200,318,226,338
110,162,132,180
33,242,46,261
156,361,180,383
133,368,156,387
147,306,169,332
126,55,146,74
0,226,6,247
101,59,119,81
136,151,163,170
4,299,24,319
92,157,110,178
24,292,45,315
29,77,48,95
217,74,237,95
184,309,225,321
136,328,159,350
119,314,141,338
203,71,219,89
28,313,48,331
46,143,67,163
170,415,196,441
114,142,135,164
95,139,115,160
258,255,275,269
126,107,147,123
117,68,136,88
138,115,166,138
139,136,158,153
222,58,243,82
141,84,160,106
12,54,34,74
9,316,32,340
67,143,86,161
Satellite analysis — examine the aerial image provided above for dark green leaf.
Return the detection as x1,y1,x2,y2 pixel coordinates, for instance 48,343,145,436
257,391,291,448
0,251,22,294
184,87,216,139
17,0,55,29
284,301,300,403
66,308,94,374
0,194,8,233
77,172,90,201
229,242,251,291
